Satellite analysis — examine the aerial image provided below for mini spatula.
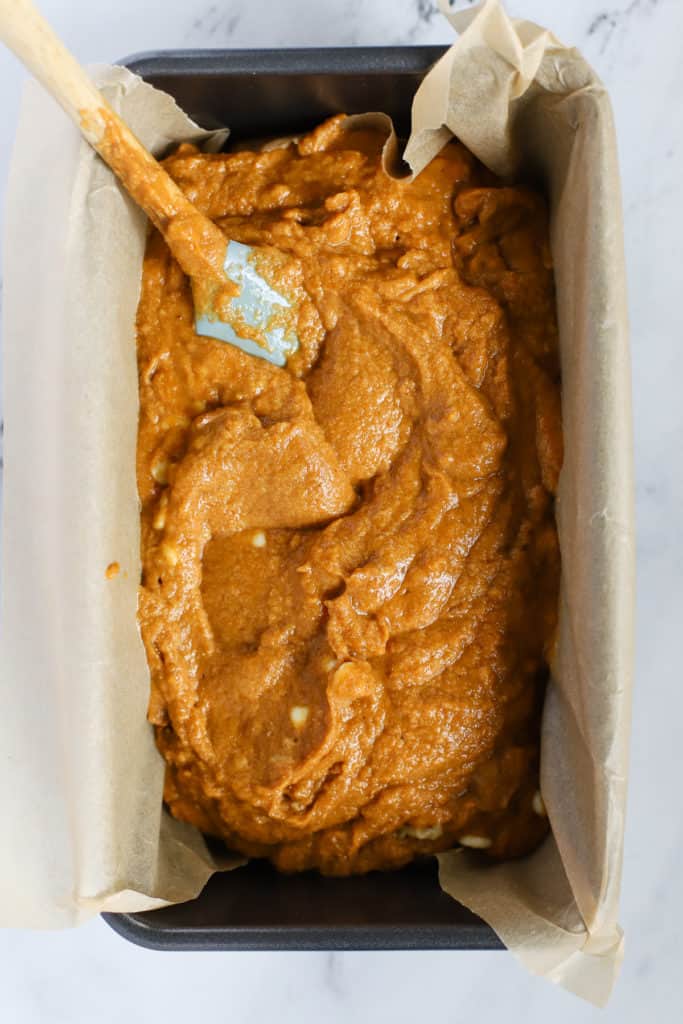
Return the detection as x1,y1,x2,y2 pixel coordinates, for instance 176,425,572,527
0,0,300,366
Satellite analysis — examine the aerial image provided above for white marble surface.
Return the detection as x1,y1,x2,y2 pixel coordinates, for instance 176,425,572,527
0,0,681,1020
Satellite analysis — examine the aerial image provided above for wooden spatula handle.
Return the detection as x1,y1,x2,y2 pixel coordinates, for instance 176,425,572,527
0,0,227,281
0,0,110,145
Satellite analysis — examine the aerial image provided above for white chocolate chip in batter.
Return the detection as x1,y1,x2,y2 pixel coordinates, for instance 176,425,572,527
251,531,267,548
290,705,310,729
532,790,547,817
153,493,168,531
458,834,492,850
160,541,178,566
151,458,169,485
399,824,443,841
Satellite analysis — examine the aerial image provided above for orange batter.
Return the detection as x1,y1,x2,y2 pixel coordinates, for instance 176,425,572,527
136,115,562,875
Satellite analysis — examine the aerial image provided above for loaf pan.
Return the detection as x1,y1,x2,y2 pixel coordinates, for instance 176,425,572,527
103,47,501,953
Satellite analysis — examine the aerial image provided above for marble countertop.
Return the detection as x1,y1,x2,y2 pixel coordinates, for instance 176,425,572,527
1,1,680,1021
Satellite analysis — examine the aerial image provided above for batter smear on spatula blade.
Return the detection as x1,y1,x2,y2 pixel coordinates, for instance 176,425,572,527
137,115,562,876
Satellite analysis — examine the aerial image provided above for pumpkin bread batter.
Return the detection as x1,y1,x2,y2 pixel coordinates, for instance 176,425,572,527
137,116,562,875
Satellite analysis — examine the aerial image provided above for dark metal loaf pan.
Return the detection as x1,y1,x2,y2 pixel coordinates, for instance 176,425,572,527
103,47,501,953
